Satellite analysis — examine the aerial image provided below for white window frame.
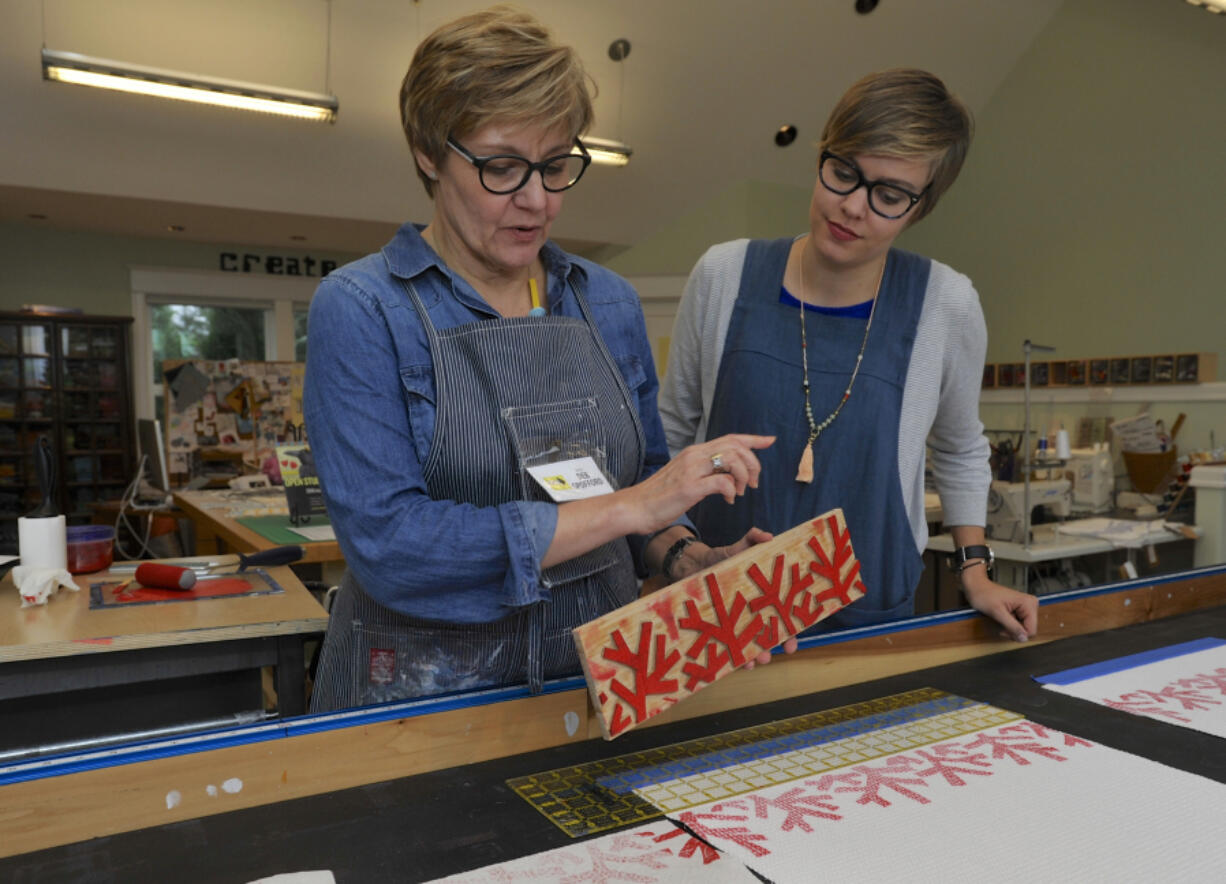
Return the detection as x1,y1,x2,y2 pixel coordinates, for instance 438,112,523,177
129,266,316,420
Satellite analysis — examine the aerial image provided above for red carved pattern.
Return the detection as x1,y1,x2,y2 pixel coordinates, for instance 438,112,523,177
806,514,866,609
602,622,680,736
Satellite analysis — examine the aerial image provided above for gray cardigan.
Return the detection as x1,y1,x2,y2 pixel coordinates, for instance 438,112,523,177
659,238,992,554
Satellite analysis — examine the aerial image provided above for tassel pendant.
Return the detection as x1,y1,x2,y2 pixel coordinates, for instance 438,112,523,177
795,443,814,483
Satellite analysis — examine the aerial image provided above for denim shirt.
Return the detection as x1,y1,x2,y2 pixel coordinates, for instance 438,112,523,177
303,222,671,623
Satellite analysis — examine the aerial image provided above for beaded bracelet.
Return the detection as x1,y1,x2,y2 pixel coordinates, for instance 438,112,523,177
661,534,699,582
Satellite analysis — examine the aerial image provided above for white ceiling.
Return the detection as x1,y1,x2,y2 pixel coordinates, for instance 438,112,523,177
0,0,1066,257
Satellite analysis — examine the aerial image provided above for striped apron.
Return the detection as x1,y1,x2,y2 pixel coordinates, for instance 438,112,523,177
310,280,645,712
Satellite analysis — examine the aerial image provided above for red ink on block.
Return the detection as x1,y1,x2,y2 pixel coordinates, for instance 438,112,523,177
587,660,618,682
648,597,680,641
73,637,114,645
609,704,632,737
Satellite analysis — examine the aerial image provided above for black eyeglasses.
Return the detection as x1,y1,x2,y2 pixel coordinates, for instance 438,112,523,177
446,137,592,195
818,150,927,220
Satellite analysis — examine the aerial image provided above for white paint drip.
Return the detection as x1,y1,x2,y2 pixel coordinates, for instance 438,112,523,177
563,710,580,737
166,790,181,810
206,784,218,797
222,777,243,794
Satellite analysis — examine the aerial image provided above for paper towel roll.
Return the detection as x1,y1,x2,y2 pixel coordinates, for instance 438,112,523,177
1056,429,1071,460
18,515,67,571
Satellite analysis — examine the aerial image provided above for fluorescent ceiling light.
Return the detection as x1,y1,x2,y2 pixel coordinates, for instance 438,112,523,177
41,49,338,122
1185,0,1225,13
583,136,632,167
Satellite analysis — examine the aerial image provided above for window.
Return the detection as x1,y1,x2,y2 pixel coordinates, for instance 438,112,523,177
130,268,317,420
149,301,270,423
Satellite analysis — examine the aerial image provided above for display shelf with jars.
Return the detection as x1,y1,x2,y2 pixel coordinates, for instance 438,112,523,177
0,312,135,554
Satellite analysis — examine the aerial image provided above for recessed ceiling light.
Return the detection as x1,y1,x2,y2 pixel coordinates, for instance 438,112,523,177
289,235,307,241
27,213,48,220
775,125,798,147
608,38,631,61
167,224,185,232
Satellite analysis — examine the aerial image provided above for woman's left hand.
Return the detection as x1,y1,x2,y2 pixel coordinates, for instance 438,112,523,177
676,526,773,575
960,567,1039,642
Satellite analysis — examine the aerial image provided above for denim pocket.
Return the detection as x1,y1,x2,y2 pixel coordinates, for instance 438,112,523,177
398,363,436,462
502,397,618,588
614,352,647,397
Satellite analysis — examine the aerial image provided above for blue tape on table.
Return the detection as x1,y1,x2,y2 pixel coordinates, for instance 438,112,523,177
1034,637,1226,686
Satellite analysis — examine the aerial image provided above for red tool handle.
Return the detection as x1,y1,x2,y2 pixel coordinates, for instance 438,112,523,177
135,563,197,591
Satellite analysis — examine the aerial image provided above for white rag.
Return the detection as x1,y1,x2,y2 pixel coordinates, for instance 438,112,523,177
13,565,81,607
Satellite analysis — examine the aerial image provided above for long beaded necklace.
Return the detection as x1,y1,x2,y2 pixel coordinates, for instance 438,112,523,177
795,249,884,483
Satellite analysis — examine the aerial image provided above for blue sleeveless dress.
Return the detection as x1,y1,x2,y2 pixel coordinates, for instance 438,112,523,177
691,237,930,629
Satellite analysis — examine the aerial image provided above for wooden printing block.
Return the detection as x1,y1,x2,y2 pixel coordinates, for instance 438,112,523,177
573,508,866,739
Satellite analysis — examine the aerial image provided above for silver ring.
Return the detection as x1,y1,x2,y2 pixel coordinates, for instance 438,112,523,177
710,452,728,474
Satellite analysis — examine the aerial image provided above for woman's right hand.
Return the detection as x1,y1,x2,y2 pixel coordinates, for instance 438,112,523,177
619,434,775,536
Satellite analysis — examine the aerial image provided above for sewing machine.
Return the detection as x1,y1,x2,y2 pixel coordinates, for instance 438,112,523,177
986,478,1073,544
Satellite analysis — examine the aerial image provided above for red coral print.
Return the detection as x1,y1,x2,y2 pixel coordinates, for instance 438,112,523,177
1132,685,1220,712
742,787,842,831
1102,694,1193,723
644,825,723,864
909,745,994,785
809,755,933,806
959,722,1083,764
672,809,771,858
1180,668,1226,696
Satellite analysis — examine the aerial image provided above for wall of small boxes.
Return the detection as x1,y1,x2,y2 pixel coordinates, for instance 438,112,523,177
983,353,1218,390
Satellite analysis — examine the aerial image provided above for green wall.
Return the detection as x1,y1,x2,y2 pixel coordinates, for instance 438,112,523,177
605,179,811,277
0,222,357,316
612,0,1224,373
898,0,1224,366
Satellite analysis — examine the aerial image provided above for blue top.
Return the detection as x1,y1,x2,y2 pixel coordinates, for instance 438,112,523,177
303,222,670,622
780,286,874,319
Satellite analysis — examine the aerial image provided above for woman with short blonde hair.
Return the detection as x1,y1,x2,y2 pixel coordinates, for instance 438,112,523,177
306,7,774,712
661,68,1038,644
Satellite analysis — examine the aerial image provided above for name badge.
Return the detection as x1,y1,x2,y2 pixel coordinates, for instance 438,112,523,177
527,456,614,502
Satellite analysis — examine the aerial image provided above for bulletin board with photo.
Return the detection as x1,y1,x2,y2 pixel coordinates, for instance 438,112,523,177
161,359,306,486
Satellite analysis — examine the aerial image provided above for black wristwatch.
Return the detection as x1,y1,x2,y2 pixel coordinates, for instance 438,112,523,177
948,544,994,575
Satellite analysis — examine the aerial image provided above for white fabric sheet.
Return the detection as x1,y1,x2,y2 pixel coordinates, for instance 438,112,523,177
425,820,759,883
667,719,1226,882
1040,639,1226,738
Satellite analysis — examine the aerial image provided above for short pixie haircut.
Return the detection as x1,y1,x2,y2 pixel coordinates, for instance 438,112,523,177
400,6,595,197
819,69,973,224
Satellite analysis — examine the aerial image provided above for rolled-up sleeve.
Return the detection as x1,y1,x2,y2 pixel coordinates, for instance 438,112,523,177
304,273,555,622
